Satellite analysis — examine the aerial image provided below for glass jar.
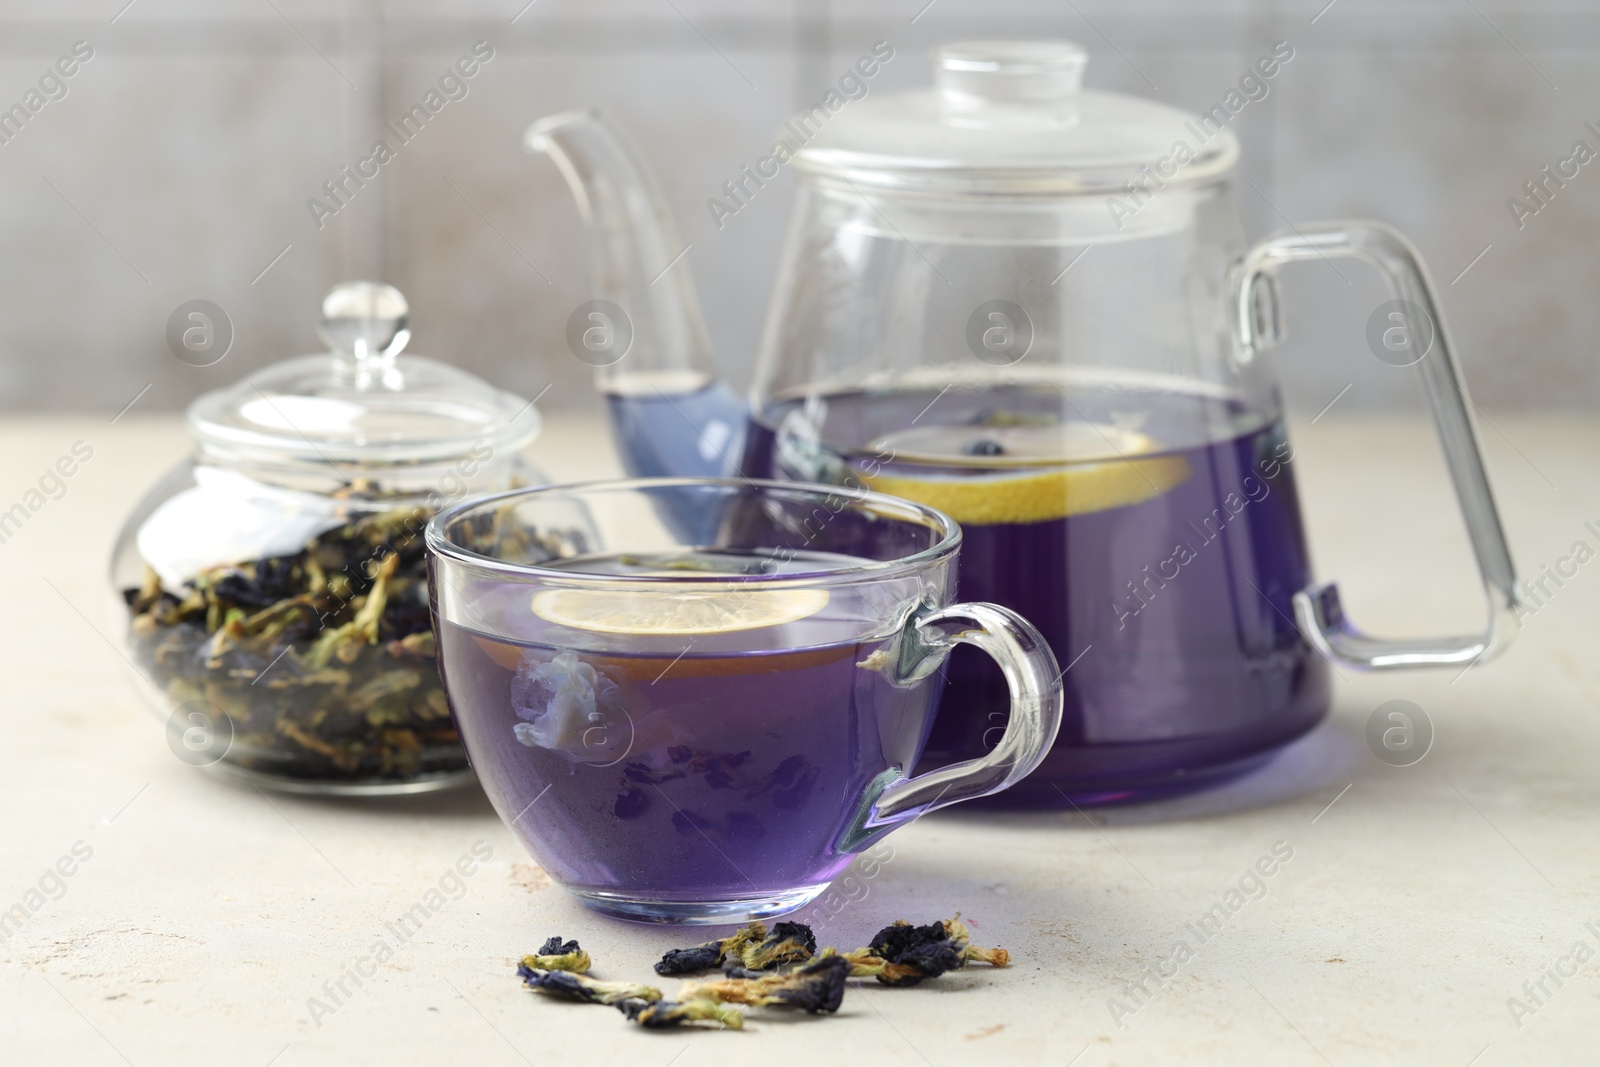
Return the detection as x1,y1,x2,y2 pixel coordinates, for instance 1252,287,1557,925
110,282,543,794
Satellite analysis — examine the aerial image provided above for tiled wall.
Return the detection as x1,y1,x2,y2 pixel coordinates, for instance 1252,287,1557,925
0,0,1594,418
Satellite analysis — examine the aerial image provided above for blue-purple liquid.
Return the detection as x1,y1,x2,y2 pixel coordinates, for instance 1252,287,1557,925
605,379,748,544
603,379,746,480
735,384,1331,805
435,550,941,904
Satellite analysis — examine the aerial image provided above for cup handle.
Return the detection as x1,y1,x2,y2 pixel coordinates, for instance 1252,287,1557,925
835,602,1063,853
1231,220,1525,671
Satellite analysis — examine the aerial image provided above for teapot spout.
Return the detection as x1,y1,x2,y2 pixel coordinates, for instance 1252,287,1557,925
526,109,746,479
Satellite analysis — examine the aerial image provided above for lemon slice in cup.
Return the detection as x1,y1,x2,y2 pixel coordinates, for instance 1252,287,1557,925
530,585,829,636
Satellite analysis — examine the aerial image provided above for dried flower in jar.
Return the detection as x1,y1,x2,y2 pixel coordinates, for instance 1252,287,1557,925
124,504,461,784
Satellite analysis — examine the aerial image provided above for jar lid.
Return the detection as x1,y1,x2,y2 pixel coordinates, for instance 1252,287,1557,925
187,281,540,467
793,40,1239,193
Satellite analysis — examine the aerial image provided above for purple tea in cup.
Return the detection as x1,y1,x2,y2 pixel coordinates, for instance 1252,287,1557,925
427,480,1063,924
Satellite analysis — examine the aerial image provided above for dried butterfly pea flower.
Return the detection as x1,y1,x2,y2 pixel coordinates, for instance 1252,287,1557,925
617,997,745,1030
722,921,816,974
653,922,769,976
384,631,436,660
519,913,1007,1035
624,763,686,785
939,916,1010,967
519,937,591,974
834,916,1009,987
513,946,740,1030
963,944,1010,967
518,966,661,1006
682,955,849,1014
655,942,723,976
123,505,472,784
613,787,648,819
834,946,957,987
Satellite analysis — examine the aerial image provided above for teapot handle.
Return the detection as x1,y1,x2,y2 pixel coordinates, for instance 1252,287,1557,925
1232,220,1524,671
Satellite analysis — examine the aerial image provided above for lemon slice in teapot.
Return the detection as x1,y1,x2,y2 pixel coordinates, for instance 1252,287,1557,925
530,584,829,636
860,420,1191,525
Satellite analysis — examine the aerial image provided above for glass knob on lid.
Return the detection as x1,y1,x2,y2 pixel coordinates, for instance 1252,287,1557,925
186,280,540,469
318,280,411,370
936,40,1086,125
794,39,1237,195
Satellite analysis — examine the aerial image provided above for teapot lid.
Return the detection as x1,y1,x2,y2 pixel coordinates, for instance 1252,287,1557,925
793,40,1239,193
187,281,540,467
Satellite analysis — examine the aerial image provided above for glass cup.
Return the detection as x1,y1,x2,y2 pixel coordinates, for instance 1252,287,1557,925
426,478,1063,924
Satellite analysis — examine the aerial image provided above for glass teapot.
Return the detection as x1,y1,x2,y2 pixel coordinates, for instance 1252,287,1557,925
529,40,1523,805
110,282,543,795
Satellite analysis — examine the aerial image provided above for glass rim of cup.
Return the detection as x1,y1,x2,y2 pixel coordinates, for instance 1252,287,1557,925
425,476,963,587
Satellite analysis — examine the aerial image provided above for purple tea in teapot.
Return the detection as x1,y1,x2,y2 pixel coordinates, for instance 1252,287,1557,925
744,380,1328,804
529,40,1522,806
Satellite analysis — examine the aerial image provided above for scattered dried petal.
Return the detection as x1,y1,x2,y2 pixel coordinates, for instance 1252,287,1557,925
943,917,1008,968
831,915,1008,987
683,955,849,1014
518,967,659,1006
520,937,591,974
654,922,769,977
724,921,816,973
519,914,1005,1035
618,997,745,1030
964,945,1010,967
